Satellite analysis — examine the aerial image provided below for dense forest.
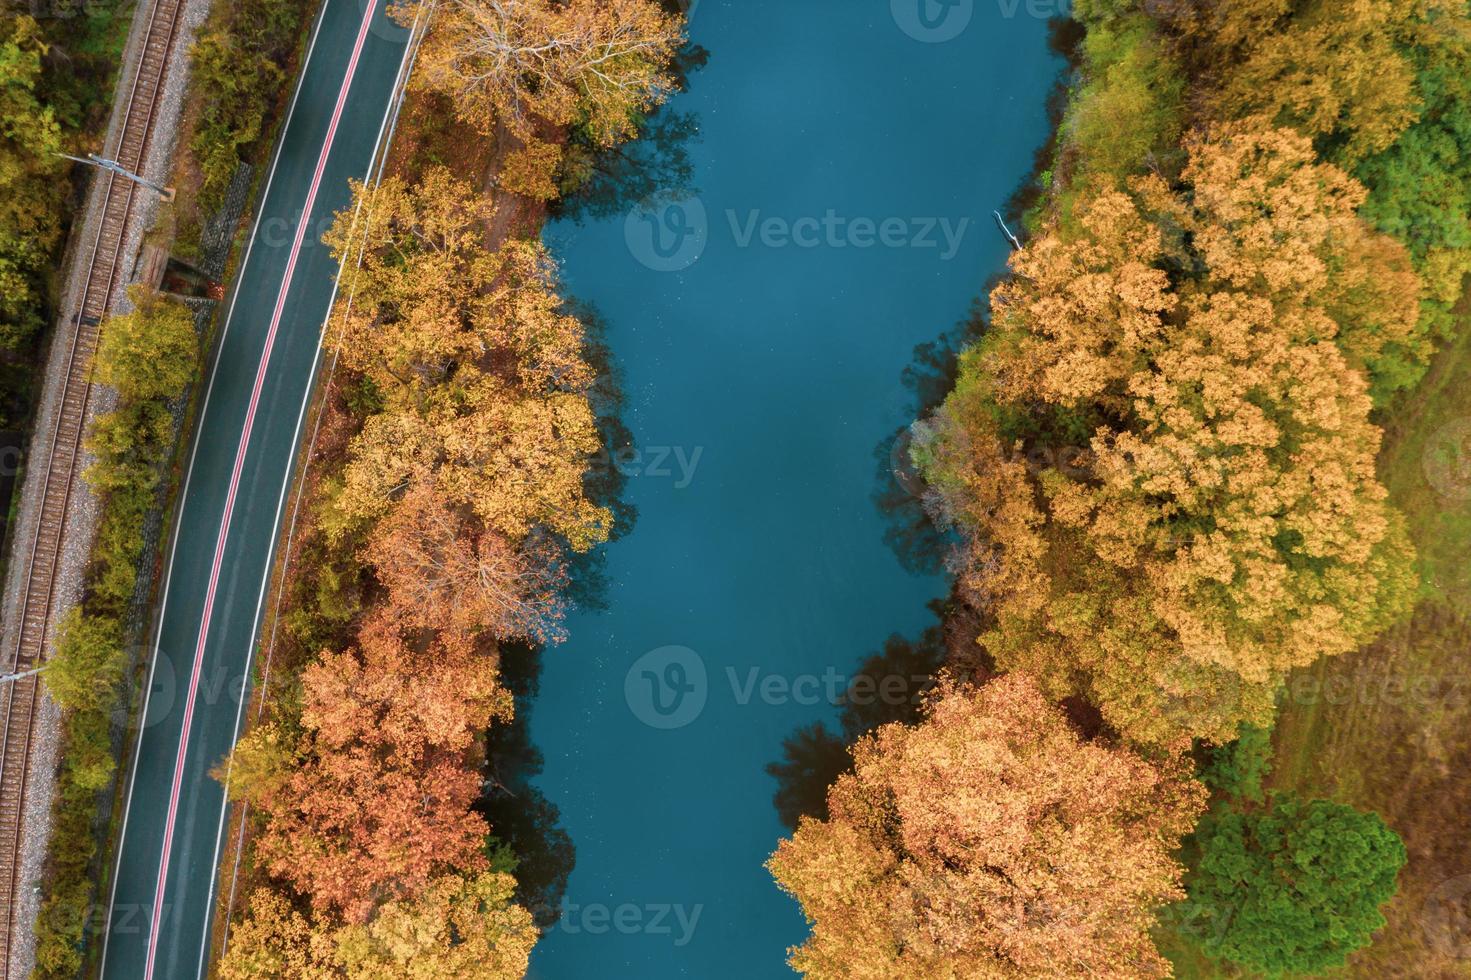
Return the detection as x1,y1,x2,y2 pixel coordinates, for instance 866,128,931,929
770,0,1471,976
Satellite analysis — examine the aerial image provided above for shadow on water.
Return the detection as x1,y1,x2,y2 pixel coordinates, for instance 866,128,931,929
487,3,709,924
871,296,995,576
550,28,709,223
765,603,950,830
563,301,637,612
481,641,577,928
776,260,1030,830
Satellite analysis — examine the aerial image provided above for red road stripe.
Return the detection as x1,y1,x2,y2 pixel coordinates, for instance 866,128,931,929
141,3,380,976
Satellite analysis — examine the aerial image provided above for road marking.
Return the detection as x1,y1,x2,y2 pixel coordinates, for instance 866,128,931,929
97,0,338,971
139,3,380,977
200,8,426,974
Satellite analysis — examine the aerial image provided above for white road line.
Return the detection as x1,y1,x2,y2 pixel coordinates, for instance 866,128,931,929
97,0,336,971
137,3,380,978
201,8,425,974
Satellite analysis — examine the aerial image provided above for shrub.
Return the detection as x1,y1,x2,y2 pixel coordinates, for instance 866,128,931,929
1188,795,1407,976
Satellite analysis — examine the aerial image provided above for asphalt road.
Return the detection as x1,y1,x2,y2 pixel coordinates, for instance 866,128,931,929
99,3,409,977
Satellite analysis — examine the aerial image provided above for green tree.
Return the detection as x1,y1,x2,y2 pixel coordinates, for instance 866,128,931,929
1198,723,1273,804
187,0,304,213
1064,14,1184,182
0,14,64,356
94,287,200,401
1187,795,1406,976
42,609,125,715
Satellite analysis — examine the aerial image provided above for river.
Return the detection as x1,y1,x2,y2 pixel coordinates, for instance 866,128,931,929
527,1,1062,975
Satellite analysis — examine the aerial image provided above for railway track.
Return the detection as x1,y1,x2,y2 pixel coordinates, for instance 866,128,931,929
0,0,186,970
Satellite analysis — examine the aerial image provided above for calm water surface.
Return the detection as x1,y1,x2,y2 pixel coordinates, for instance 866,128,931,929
529,2,1061,975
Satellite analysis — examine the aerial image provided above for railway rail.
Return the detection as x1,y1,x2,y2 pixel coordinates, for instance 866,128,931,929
0,0,187,970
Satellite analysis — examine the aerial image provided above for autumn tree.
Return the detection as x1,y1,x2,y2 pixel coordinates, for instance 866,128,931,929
320,170,611,551
221,874,536,980
919,122,1418,746
218,888,339,980
333,870,537,979
94,287,200,401
1185,795,1406,975
364,482,568,643
405,0,682,145
324,171,594,396
768,675,1205,978
249,616,511,922
1169,0,1453,163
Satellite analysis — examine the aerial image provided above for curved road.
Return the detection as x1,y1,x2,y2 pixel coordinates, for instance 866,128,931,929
99,3,409,977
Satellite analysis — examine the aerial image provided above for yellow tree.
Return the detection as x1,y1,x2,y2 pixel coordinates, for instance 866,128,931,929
333,871,537,979
920,122,1418,746
333,376,610,551
218,888,339,980
405,0,683,145
323,170,594,401
768,675,1205,978
1177,0,1457,162
321,169,611,552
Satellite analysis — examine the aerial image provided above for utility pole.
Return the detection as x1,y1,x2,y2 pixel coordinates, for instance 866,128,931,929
59,152,175,202
0,664,49,687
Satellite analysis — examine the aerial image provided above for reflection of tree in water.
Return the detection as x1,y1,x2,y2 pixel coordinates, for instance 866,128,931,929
552,37,709,223
766,603,952,830
872,297,997,575
481,641,576,928
562,301,636,611
1002,17,1084,229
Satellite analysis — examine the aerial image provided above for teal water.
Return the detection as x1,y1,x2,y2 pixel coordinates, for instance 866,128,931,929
528,2,1061,975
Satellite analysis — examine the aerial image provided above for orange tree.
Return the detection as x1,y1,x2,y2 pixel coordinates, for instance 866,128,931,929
768,674,1205,978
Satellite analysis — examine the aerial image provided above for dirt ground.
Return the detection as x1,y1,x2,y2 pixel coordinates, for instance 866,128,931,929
1264,315,1471,979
